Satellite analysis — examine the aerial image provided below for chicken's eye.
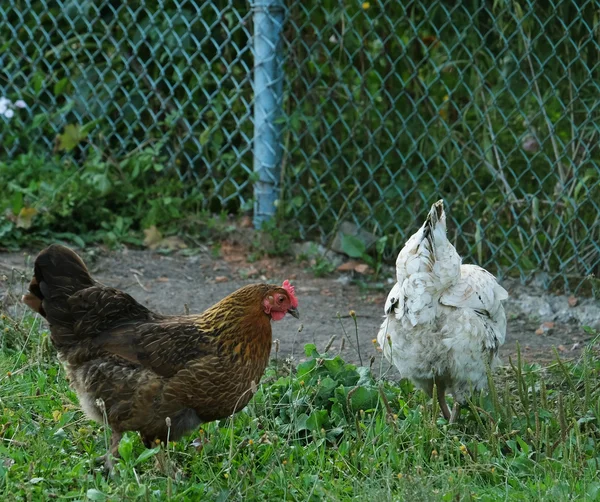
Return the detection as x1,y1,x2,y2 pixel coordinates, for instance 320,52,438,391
277,296,284,304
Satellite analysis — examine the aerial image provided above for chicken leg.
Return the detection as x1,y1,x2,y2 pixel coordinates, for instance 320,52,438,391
436,384,452,421
435,378,451,420
94,430,123,474
449,401,461,424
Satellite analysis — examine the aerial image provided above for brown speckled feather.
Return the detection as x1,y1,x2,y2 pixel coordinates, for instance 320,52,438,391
23,244,296,448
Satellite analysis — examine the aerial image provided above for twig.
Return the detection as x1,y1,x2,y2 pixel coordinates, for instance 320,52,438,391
323,335,336,353
350,311,363,366
336,312,362,365
378,384,393,418
132,273,149,292
334,314,376,319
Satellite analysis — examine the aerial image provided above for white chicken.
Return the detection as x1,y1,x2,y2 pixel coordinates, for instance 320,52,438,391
377,200,508,423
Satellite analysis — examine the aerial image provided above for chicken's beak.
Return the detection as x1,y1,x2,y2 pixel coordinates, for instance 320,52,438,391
287,307,300,319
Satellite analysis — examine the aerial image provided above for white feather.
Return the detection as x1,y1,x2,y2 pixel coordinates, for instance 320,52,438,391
377,200,508,403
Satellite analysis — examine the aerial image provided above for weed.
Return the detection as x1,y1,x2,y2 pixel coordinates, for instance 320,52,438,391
340,234,388,279
251,219,295,258
310,256,337,277
1,303,600,500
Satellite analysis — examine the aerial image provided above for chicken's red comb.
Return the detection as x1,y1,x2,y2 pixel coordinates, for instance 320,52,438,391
282,280,298,308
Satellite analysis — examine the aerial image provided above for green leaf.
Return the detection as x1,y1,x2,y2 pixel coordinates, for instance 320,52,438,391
0,220,14,239
58,124,85,152
53,232,86,248
376,235,388,255
80,118,102,136
515,436,530,455
294,413,309,432
31,73,45,95
54,78,69,97
347,386,379,412
322,356,345,376
199,128,212,146
341,234,366,258
316,376,338,399
330,402,347,424
325,427,344,442
306,409,329,431
32,113,48,128
10,192,23,215
118,434,134,462
304,343,319,357
135,446,161,465
296,359,317,378
356,366,374,386
86,489,107,501
587,482,600,501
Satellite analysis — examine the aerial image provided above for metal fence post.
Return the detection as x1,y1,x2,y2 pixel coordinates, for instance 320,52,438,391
252,0,285,229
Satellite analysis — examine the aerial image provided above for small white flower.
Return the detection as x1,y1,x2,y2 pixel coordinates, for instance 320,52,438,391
0,97,9,115
4,109,14,119
14,100,26,109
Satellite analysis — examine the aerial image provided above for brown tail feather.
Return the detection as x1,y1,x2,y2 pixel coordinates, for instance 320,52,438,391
22,244,94,328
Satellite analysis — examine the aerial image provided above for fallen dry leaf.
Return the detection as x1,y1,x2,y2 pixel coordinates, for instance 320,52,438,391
240,215,253,228
220,243,247,263
143,225,162,248
215,276,229,283
337,260,360,272
144,226,187,251
354,263,373,275
557,345,567,353
536,321,555,335
258,433,272,445
16,207,38,229
157,276,169,283
156,236,187,251
320,289,335,297
568,295,578,307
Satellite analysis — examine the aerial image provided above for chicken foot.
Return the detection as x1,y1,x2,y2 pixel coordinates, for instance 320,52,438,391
436,391,462,424
94,430,123,474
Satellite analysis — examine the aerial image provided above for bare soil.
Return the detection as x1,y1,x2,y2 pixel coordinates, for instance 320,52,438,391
1,242,597,369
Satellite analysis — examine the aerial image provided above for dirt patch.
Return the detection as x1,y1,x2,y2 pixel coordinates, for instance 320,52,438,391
1,244,598,368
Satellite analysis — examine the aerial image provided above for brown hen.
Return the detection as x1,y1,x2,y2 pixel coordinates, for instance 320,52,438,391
22,244,299,469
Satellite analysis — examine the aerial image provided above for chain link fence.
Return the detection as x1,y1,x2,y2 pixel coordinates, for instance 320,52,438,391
1,0,599,292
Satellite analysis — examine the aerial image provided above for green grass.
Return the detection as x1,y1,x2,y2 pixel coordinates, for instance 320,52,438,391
1,306,599,501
